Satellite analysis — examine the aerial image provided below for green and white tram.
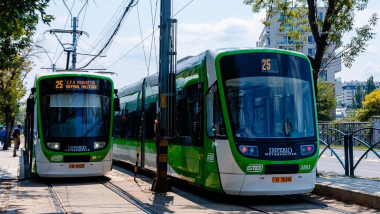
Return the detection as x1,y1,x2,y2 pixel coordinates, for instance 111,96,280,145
25,72,118,177
113,48,319,195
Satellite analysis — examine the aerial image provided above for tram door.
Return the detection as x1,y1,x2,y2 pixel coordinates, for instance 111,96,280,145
177,83,203,182
25,97,35,172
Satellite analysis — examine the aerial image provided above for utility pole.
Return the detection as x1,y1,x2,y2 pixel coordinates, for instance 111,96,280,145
72,17,78,70
152,0,177,192
45,0,89,70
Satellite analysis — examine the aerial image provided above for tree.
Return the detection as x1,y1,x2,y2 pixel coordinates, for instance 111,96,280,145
0,54,30,149
316,81,337,121
352,83,364,109
357,88,380,121
0,0,53,71
243,0,378,97
365,76,376,95
0,0,53,149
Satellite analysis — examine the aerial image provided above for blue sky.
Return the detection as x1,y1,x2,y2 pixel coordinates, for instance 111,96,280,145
30,0,380,90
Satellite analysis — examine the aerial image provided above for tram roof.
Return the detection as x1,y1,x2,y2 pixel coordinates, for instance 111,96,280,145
117,47,307,97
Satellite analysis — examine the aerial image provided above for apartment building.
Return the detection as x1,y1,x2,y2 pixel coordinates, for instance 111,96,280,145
256,8,341,83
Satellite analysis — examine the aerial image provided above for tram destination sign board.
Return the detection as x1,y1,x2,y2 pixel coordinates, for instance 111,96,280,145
55,78,99,90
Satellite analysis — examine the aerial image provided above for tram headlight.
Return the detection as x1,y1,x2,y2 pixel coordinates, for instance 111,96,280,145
239,145,259,157
46,142,60,151
94,141,106,150
300,145,315,156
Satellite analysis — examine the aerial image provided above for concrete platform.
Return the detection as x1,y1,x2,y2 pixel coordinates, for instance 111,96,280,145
1,143,379,211
314,172,380,209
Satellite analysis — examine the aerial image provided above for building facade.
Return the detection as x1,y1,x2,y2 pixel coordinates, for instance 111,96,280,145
336,80,380,109
256,8,341,83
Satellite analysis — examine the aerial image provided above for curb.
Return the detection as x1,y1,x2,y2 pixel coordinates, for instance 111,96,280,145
312,183,380,209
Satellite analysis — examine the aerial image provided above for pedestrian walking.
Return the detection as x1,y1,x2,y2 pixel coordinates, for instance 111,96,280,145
12,124,21,157
0,127,5,146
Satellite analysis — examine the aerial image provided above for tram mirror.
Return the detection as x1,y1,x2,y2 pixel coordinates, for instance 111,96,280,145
114,98,120,111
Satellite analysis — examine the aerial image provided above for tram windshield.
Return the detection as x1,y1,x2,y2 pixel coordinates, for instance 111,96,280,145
219,52,316,139
39,77,112,138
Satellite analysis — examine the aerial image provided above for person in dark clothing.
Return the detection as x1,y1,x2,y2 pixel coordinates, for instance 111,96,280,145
12,124,21,157
0,127,5,146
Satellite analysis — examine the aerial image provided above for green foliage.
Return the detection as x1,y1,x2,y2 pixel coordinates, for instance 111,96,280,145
317,81,337,121
0,0,52,148
352,83,364,109
357,88,380,121
0,0,53,70
244,0,378,97
365,76,376,95
339,110,360,122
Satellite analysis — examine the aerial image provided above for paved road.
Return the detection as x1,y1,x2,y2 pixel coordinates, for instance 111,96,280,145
318,148,380,178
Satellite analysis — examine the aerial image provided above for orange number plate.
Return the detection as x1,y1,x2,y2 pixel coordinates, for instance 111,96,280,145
272,177,292,183
69,164,85,169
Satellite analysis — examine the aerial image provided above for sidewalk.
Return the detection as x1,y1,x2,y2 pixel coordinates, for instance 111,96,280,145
314,172,380,209
0,142,21,180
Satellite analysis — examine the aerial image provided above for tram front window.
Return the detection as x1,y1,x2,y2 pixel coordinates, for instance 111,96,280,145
41,93,111,138
219,52,316,139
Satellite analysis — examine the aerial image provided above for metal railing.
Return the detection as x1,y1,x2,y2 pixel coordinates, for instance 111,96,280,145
318,122,380,177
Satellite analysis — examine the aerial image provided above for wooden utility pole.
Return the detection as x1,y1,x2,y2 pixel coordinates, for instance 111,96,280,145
152,0,177,192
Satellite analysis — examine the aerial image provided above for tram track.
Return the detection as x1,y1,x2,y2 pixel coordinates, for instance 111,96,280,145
282,195,355,214
47,183,67,214
238,194,358,213
98,178,158,214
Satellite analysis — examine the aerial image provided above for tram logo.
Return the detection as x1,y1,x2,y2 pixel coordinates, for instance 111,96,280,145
51,155,63,162
246,164,263,172
207,153,214,162
65,145,90,152
265,147,297,156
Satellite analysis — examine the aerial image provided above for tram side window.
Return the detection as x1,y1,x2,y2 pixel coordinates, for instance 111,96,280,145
177,84,203,145
143,100,157,140
125,104,139,138
113,111,122,138
206,84,226,138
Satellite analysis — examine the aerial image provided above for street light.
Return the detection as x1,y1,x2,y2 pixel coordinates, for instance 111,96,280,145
35,45,56,72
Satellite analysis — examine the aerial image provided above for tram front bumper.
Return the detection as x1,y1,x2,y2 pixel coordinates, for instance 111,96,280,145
220,170,316,196
36,160,112,177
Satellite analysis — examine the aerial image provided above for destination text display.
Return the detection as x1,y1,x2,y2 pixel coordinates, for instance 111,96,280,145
55,79,98,90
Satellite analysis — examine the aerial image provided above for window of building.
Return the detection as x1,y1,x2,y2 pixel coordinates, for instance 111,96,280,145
308,36,315,44
319,70,327,81
319,12,324,21
267,38,270,46
288,36,294,44
308,48,316,56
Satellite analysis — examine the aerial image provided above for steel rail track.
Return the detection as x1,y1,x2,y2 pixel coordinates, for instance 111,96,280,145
98,178,158,214
47,183,67,214
283,195,354,214
243,204,270,213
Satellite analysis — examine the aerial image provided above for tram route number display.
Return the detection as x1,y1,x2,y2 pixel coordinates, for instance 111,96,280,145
272,176,292,183
261,58,279,73
55,79,98,90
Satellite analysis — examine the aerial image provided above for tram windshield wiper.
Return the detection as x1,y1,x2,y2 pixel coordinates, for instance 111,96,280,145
284,118,292,137
82,118,102,137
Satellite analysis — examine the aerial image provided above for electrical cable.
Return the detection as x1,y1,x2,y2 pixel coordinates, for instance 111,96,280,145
137,3,149,74
78,0,139,69
52,0,76,63
106,0,195,70
83,0,129,56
